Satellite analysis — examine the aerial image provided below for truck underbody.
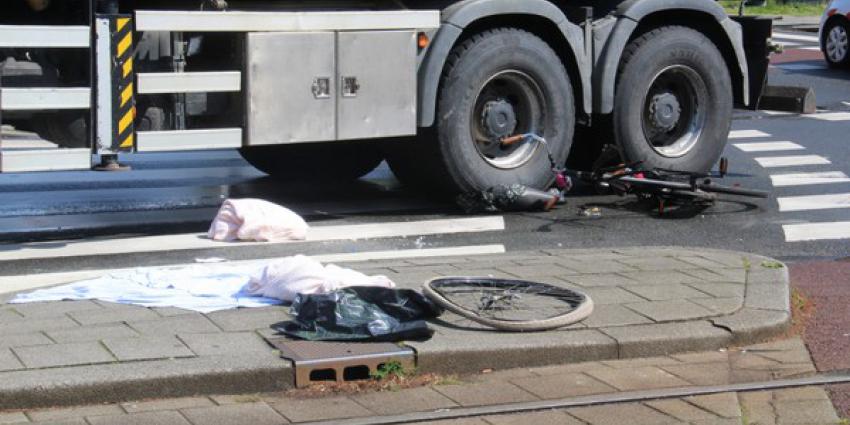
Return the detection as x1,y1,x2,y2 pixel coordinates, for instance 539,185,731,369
0,0,772,196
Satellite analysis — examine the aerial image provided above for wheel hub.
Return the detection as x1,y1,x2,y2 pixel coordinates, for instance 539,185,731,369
481,99,518,140
648,92,681,132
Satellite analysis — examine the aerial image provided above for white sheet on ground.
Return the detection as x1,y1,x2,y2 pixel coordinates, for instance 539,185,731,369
9,256,396,313
208,198,309,242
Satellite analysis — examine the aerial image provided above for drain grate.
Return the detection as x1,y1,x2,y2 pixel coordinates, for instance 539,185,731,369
267,338,415,388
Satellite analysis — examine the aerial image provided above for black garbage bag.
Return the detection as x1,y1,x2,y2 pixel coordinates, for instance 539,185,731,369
271,286,443,342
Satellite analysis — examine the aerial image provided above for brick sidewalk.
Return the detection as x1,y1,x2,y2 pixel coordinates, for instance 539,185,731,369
0,247,792,408
0,337,839,425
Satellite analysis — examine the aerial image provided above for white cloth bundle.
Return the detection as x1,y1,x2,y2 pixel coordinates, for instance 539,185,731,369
208,198,308,242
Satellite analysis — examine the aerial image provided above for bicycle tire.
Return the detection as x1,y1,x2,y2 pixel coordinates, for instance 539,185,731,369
422,277,594,332
696,182,770,198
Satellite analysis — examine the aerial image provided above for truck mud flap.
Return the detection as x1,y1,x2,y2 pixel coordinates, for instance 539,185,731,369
732,16,773,110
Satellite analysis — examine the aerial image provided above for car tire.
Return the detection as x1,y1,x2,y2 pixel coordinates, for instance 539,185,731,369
822,18,850,68
613,26,732,173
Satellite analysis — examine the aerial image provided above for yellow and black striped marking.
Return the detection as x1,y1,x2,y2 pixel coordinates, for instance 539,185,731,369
110,15,135,151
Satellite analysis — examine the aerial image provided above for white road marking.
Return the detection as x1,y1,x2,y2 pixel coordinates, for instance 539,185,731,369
801,46,822,51
729,130,771,139
0,216,506,262
842,101,850,107
754,155,831,168
776,63,824,71
783,222,850,242
761,110,793,116
0,244,507,294
773,32,820,42
807,112,850,121
771,171,850,187
778,193,850,212
733,141,805,152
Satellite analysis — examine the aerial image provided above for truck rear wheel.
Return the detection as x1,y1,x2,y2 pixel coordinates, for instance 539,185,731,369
614,26,732,173
239,143,384,182
388,28,574,195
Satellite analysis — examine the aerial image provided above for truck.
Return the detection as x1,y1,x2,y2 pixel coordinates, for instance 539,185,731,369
0,0,772,196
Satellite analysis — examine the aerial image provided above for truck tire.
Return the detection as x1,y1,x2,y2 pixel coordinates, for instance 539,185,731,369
389,28,574,195
33,112,88,148
239,143,384,182
613,26,732,173
822,18,850,68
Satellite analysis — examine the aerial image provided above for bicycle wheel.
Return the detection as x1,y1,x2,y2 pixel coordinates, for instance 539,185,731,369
422,277,594,332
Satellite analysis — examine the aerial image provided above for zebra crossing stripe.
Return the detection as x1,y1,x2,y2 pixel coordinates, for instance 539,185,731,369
729,130,771,139
770,172,850,187
772,32,819,42
778,193,850,212
754,155,830,168
733,141,804,152
808,112,850,121
783,221,850,242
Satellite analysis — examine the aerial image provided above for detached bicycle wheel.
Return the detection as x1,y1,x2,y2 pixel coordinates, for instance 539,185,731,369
422,277,594,332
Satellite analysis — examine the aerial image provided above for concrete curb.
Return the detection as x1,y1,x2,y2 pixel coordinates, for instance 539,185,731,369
0,247,791,409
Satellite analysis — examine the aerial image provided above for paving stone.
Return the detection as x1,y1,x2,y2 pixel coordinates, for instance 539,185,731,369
568,402,684,425
0,332,52,349
0,412,27,424
205,308,288,332
560,273,637,287
28,405,124,422
685,393,741,418
600,356,681,369
613,247,686,258
351,387,457,415
747,266,788,284
581,304,654,327
555,260,638,274
178,332,272,356
585,366,690,391
46,324,139,343
270,396,372,422
680,268,732,282
0,309,25,322
711,268,748,283
773,386,831,402
669,350,729,364
645,398,723,421
690,297,743,314
745,284,790,312
697,252,750,268
729,352,782,369
747,339,812,364
620,270,701,285
686,283,745,298
434,381,538,406
29,419,87,425
511,372,616,399
69,308,159,326
0,348,24,371
602,321,732,358
151,307,198,317
711,310,790,344
527,362,613,376
13,342,115,368
208,394,266,405
617,257,699,271
774,399,840,424
181,403,287,425
496,264,577,278
409,419,487,425
128,316,221,335
624,284,712,301
580,287,646,304
483,410,586,425
103,336,194,361
87,411,191,425
661,362,733,386
0,317,79,336
11,301,102,319
677,256,730,269
122,396,215,413
624,300,716,322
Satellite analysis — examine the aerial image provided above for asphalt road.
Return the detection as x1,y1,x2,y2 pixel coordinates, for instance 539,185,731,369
1,29,848,276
